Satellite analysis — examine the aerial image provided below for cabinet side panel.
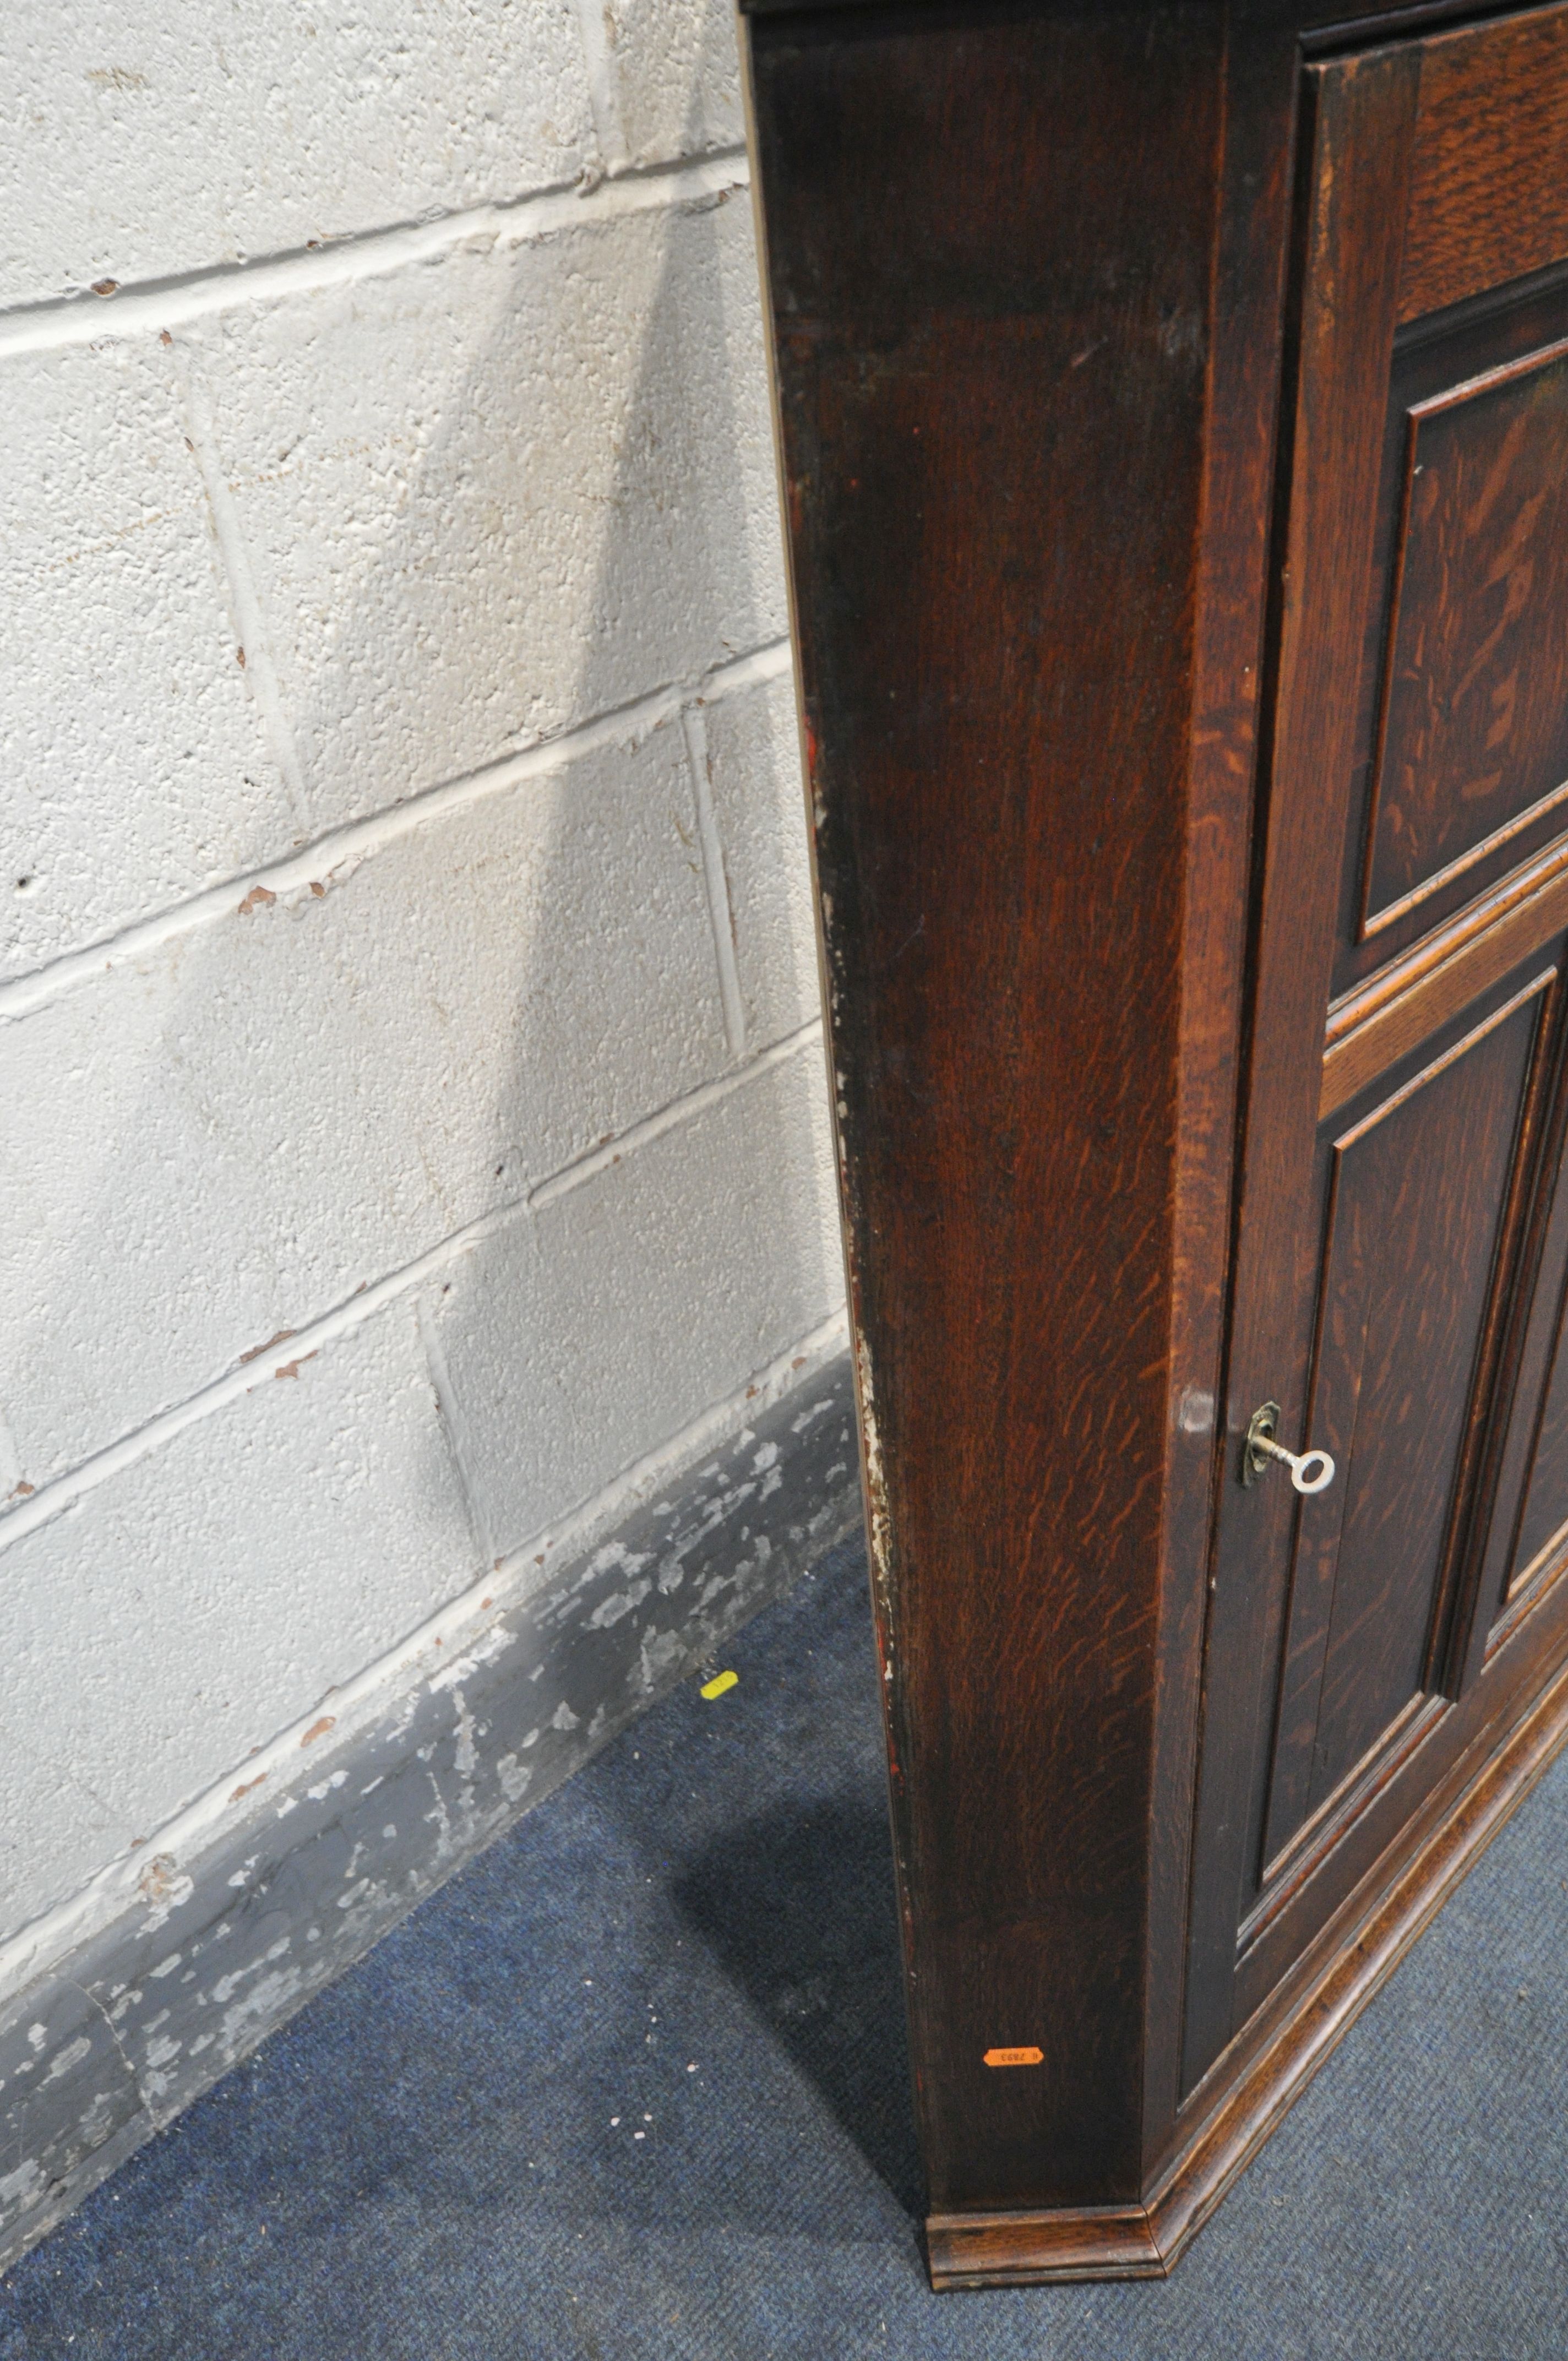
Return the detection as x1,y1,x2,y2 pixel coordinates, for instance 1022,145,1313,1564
748,0,1224,2209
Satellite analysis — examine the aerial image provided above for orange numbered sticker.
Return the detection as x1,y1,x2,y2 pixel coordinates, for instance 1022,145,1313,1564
983,2046,1043,2068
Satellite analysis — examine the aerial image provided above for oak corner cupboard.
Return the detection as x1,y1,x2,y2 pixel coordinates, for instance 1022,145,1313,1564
738,0,1568,2287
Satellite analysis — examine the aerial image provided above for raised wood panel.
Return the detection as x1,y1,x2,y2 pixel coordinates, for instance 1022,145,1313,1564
747,0,1568,2285
1331,263,1568,1007
1322,833,1568,1119
1401,4,1568,325
1262,974,1551,1873
1450,1003,1568,1673
1363,343,1568,934
1186,17,1568,2108
1511,1321,1568,1590
1180,43,1424,2098
932,1611,1568,2286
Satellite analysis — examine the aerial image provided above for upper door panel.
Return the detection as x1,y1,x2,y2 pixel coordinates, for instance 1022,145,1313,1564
1363,333,1568,938
1399,7,1568,324
1332,260,1568,1004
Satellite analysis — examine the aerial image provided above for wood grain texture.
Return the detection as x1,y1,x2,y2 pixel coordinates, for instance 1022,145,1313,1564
926,2205,1163,2288
1363,344,1568,932
1139,4,1303,2168
1401,3,1568,324
745,0,1568,2285
1331,259,1568,1005
1234,1467,1568,2016
1470,1123,1568,1625
1187,17,1568,2109
748,0,1231,2212
1439,955,1568,1698
1271,978,1549,1859
930,1599,1568,2286
1508,1277,1568,1585
1321,833,1568,1118
1181,42,1423,2097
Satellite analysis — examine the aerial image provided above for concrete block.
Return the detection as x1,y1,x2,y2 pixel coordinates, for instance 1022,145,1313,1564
0,0,595,308
0,709,727,1490
428,1035,844,1560
701,668,820,1047
0,1301,476,1943
189,184,785,833
600,0,746,167
0,336,297,981
0,1350,859,2275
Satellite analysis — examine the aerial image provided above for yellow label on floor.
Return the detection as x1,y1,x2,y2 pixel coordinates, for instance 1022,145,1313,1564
700,1669,739,1700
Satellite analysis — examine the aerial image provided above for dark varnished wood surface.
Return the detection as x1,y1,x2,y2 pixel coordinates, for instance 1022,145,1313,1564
1509,1300,1568,1580
1136,2,1307,2165
1364,349,1568,932
1472,1140,1568,1618
1321,830,1568,1117
1181,39,1425,2094
932,1572,1568,2283
1402,4,1568,322
1332,263,1568,1003
1264,973,1552,1864
747,0,1232,2212
1186,8,1568,2107
743,0,1568,2283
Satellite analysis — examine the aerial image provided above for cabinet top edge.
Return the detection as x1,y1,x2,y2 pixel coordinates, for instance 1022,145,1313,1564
738,0,1519,34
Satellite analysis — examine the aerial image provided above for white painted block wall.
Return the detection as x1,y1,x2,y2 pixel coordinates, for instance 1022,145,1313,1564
0,2,843,1959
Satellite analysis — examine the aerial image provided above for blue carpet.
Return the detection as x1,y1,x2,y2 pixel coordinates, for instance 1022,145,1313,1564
4,1534,1568,2359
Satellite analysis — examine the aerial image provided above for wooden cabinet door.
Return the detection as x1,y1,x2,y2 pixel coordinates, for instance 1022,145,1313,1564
1184,6,1568,2096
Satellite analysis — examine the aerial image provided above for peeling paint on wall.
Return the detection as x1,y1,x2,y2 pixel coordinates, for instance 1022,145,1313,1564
0,1353,859,2274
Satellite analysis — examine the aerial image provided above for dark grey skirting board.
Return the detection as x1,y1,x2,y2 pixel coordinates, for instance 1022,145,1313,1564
0,1352,861,2275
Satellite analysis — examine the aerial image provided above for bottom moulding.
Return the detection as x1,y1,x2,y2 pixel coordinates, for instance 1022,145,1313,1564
925,1638,1568,2289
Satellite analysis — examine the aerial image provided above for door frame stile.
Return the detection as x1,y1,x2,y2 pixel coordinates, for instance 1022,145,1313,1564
1181,39,1424,2096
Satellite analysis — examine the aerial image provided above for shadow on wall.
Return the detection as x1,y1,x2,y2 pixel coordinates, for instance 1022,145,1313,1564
1,2,840,1940
393,126,832,1596
380,9,835,1633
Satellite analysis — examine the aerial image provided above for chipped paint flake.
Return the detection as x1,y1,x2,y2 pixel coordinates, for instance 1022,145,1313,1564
0,1352,860,2271
428,1622,515,1694
41,2037,92,2085
586,1579,652,1629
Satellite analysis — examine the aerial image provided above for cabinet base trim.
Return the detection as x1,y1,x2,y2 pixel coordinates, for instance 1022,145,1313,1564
925,1638,1568,2291
926,2207,1163,2287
